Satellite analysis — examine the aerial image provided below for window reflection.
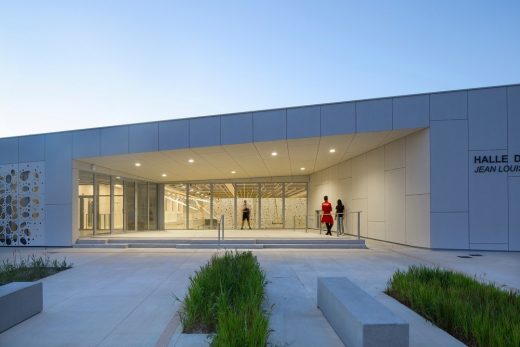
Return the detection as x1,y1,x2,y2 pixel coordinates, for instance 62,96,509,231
188,184,211,229
164,184,186,229
77,171,308,233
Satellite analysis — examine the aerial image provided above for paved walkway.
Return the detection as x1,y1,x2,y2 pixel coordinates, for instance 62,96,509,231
0,241,518,347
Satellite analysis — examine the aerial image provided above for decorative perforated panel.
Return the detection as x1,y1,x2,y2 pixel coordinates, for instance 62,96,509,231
0,162,45,246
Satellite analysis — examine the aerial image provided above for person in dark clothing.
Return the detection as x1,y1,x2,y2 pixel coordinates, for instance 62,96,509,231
335,199,345,236
321,196,334,236
241,200,252,230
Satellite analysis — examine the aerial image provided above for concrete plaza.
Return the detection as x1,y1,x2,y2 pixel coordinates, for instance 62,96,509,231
0,240,519,347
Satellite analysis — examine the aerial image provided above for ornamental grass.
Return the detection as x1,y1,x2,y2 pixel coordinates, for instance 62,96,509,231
0,253,72,285
180,251,269,347
386,265,520,347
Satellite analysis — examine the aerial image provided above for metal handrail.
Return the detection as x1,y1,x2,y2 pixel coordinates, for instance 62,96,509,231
348,211,362,240
217,214,224,247
287,212,362,239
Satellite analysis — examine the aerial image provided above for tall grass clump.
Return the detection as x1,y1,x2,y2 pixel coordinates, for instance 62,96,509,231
0,253,72,285
180,251,269,347
386,265,520,347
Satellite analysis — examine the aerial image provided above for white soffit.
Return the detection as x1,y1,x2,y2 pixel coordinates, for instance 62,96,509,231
78,128,422,182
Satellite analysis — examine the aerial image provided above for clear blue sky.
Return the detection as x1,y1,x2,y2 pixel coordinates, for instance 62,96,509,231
1,0,519,138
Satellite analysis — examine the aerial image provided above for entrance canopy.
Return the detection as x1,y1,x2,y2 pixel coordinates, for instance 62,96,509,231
76,129,420,182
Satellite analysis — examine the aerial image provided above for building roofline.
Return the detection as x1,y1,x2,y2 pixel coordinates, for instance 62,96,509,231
2,82,519,140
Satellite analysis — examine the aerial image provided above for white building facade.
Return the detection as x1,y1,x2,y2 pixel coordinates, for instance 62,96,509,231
0,84,519,250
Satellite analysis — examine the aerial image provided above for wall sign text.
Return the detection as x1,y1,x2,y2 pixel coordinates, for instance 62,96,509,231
473,154,520,173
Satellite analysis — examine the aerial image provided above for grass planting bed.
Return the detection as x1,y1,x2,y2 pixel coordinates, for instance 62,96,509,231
0,254,72,285
386,265,520,347
180,251,269,347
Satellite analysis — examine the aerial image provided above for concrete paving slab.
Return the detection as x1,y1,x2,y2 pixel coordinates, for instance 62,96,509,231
0,240,517,347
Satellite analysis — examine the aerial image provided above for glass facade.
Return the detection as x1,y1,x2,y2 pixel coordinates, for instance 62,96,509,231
113,180,124,231
261,183,283,229
78,171,158,235
171,182,308,230
188,183,211,229
164,183,187,229
236,183,259,229
285,183,308,228
212,183,235,229
77,172,308,233
96,175,111,233
78,172,94,235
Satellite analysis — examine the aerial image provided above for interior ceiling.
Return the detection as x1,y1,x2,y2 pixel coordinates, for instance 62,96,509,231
78,128,422,182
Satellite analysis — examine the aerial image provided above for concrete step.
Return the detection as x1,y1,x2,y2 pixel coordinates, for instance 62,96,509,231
73,242,366,249
73,243,128,249
262,243,366,249
260,238,365,245
74,238,366,249
106,239,258,245
102,238,362,245
175,244,264,249
127,243,177,248
75,239,107,245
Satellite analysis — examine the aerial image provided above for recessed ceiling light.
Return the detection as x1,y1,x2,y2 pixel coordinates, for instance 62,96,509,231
329,148,336,153
300,167,306,171
231,170,236,174
115,176,121,179
161,173,167,177
135,162,141,167
271,152,278,156
188,159,194,163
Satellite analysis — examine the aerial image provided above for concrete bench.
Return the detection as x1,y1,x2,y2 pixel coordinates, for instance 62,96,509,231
0,282,43,333
317,277,408,347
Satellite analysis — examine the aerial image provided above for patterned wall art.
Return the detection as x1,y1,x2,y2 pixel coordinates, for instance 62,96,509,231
0,162,45,246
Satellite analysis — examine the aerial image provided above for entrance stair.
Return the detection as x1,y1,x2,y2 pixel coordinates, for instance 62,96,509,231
74,238,366,249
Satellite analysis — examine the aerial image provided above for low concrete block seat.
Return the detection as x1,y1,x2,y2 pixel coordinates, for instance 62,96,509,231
0,282,43,333
317,277,408,347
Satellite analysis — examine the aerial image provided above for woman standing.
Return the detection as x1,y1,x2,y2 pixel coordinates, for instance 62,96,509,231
335,199,345,236
321,196,334,236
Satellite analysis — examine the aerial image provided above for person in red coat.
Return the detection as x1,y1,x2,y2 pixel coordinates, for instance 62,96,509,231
321,195,334,236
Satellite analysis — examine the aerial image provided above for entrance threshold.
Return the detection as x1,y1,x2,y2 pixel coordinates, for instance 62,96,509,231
75,229,367,249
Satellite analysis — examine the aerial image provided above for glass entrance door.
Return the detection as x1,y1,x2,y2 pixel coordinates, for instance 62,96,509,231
78,196,94,232
78,172,94,236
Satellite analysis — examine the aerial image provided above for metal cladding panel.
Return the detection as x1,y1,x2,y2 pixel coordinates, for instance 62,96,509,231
393,94,429,129
405,130,430,195
45,132,72,205
45,204,72,246
287,106,320,139
508,86,520,171
509,177,520,251
221,113,253,145
430,120,469,212
431,212,469,249
19,135,45,162
0,138,18,164
320,102,356,136
430,91,468,120
253,109,286,142
159,119,189,150
189,116,221,148
100,126,129,156
356,98,393,132
469,150,509,244
129,123,159,153
468,87,507,150
73,129,101,158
